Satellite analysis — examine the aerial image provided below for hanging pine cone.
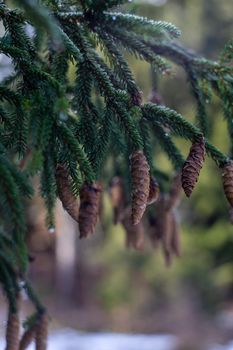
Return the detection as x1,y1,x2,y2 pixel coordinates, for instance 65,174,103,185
148,216,161,248
19,325,37,350
148,195,173,266
147,176,160,205
148,196,168,247
35,313,48,350
109,177,126,224
181,137,205,197
130,150,150,225
55,164,79,222
152,195,167,240
121,207,145,251
78,182,102,238
166,172,182,210
6,312,20,350
131,90,143,106
148,196,181,266
221,161,233,207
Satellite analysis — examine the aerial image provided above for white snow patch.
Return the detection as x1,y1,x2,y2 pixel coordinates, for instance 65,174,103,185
0,329,177,350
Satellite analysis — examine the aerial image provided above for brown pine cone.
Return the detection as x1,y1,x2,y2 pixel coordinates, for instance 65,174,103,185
152,196,167,241
131,150,150,225
109,177,126,224
35,313,48,350
166,172,182,210
148,216,161,249
181,137,205,197
147,176,160,205
55,164,79,222
19,325,37,350
148,197,168,246
221,161,233,207
121,207,144,251
78,182,102,238
6,312,20,350
131,90,143,106
148,196,181,265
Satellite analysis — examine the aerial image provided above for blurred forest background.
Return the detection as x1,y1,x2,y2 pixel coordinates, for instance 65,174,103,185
1,0,233,348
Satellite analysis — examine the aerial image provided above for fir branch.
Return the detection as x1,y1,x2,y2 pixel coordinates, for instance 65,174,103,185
151,122,184,169
0,157,26,237
0,87,28,156
102,12,181,39
105,26,171,73
92,29,141,103
56,26,83,61
51,51,69,84
139,117,153,170
220,38,233,63
0,232,19,271
57,150,83,196
0,86,21,106
91,105,113,176
59,21,143,148
143,103,228,165
12,0,63,47
2,156,33,198
215,80,233,156
92,50,124,90
58,10,180,39
186,66,209,136
30,89,56,151
73,61,98,155
56,121,95,183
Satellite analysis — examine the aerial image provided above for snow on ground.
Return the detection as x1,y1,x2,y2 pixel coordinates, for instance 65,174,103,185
0,329,177,350
0,328,232,350
210,343,233,350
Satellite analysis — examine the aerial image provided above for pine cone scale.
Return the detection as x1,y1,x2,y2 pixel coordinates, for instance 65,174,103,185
79,182,102,238
19,325,37,350
35,313,48,350
55,164,80,222
6,313,20,350
222,161,233,206
131,150,150,225
181,137,205,197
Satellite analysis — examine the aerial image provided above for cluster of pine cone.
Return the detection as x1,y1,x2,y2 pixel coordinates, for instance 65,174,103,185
110,170,182,266
56,137,233,263
6,310,48,350
56,164,102,238
181,136,233,221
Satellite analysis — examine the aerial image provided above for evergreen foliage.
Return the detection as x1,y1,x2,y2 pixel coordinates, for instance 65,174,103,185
0,0,232,346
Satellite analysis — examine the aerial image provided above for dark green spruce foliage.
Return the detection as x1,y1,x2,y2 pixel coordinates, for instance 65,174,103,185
0,0,232,322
